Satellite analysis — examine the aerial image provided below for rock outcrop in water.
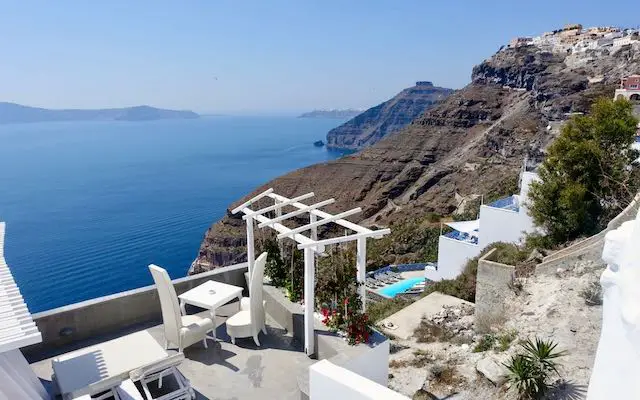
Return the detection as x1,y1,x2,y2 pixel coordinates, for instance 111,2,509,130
326,81,453,151
191,37,640,274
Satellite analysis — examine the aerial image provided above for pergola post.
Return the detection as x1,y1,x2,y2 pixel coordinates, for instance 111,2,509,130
356,237,367,312
246,217,255,280
232,189,391,358
310,214,318,241
303,247,315,356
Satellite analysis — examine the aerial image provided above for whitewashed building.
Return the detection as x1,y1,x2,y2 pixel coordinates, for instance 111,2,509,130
613,35,637,47
433,171,539,281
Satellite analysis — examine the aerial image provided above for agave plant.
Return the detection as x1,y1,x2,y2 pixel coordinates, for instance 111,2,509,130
522,337,568,376
504,337,567,399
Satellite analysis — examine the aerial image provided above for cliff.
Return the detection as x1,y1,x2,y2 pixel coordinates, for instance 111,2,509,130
326,81,453,150
192,41,640,273
0,103,199,124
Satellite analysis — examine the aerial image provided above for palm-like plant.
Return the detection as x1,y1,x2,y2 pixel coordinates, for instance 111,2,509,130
522,337,567,376
504,337,567,399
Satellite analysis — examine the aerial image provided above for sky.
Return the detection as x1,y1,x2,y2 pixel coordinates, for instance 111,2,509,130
0,1,638,115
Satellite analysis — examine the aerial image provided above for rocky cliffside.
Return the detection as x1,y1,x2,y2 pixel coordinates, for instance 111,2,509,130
192,42,640,274
325,81,453,151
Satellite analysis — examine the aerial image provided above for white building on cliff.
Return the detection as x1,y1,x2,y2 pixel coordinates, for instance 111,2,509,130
433,170,539,281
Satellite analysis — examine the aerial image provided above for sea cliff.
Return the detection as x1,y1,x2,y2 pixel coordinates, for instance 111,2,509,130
326,81,453,151
191,38,640,274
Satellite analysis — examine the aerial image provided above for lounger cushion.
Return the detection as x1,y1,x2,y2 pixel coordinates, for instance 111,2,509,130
179,310,215,348
115,379,144,400
226,310,251,327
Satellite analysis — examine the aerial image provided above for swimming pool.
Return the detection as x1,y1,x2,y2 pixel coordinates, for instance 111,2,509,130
377,277,425,298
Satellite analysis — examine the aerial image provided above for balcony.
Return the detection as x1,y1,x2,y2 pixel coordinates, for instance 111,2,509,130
486,195,519,212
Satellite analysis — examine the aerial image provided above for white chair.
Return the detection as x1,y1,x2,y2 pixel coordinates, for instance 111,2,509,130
226,252,268,346
149,265,215,352
130,353,194,400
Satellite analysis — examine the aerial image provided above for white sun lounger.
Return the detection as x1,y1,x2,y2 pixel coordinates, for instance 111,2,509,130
130,353,194,400
53,330,168,400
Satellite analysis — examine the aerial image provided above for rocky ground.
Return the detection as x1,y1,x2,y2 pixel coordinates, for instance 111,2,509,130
387,259,604,400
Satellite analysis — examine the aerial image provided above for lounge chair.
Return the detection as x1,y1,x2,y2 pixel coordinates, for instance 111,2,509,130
149,265,216,352
130,353,195,400
365,278,382,289
52,331,168,400
226,252,268,346
374,274,395,284
69,376,143,400
380,271,401,281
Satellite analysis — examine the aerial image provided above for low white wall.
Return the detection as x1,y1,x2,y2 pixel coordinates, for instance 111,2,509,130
310,360,410,400
434,236,480,281
478,205,524,248
341,337,390,387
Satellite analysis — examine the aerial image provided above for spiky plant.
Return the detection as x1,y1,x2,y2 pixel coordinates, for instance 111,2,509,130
522,337,568,376
504,338,567,399
504,354,543,399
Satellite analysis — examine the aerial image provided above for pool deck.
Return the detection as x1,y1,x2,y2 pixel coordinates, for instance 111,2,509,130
379,292,474,340
369,271,426,298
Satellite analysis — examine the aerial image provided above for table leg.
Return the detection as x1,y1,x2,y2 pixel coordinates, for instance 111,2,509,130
210,308,217,341
180,300,186,316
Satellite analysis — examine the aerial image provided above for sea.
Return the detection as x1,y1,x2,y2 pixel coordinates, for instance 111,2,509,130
0,116,347,313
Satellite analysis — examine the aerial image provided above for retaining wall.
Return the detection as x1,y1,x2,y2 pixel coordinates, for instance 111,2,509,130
536,194,640,275
474,249,515,332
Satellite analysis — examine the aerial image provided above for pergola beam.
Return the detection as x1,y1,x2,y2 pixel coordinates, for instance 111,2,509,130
296,228,391,249
258,198,335,228
277,208,362,240
242,208,317,247
242,192,315,219
268,193,373,235
231,188,274,214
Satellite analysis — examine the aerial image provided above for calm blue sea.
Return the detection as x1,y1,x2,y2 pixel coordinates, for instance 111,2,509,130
0,116,346,313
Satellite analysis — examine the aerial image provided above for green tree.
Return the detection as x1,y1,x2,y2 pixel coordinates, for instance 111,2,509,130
262,238,287,287
529,98,639,243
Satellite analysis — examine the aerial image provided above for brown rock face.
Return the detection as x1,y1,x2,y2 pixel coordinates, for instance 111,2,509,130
326,81,453,151
192,44,640,273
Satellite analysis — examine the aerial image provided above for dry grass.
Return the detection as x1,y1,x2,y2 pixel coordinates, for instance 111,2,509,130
429,364,462,386
413,320,455,343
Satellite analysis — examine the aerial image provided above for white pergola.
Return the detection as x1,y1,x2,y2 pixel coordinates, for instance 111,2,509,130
0,222,48,399
231,188,390,356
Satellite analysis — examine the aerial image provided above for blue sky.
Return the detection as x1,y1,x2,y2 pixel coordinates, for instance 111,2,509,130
0,1,637,114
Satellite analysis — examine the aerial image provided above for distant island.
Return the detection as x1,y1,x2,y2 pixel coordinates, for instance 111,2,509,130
298,109,362,119
0,102,199,124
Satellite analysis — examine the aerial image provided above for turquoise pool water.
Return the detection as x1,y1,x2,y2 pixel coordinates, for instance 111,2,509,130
378,277,425,298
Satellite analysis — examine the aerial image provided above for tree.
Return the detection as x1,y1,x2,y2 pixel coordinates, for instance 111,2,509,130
528,98,639,243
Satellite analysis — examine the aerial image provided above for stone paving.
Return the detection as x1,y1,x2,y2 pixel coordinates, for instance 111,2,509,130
31,315,313,400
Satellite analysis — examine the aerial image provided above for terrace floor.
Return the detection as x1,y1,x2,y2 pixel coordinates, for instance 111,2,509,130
30,314,313,400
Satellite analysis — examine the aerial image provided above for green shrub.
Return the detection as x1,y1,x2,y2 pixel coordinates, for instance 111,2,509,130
497,330,518,351
529,98,640,244
262,238,288,287
473,334,496,352
504,338,567,399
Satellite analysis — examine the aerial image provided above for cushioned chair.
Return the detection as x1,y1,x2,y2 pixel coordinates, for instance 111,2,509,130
226,252,268,346
149,265,215,352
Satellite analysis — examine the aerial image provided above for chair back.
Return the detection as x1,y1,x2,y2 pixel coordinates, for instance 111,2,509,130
148,265,182,346
249,252,267,328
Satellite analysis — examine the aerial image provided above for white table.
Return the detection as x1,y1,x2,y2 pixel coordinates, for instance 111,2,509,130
178,280,243,340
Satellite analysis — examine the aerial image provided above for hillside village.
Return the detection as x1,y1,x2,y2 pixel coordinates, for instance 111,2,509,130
507,23,639,54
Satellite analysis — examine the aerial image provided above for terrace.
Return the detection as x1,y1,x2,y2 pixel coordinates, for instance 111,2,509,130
2,190,405,400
